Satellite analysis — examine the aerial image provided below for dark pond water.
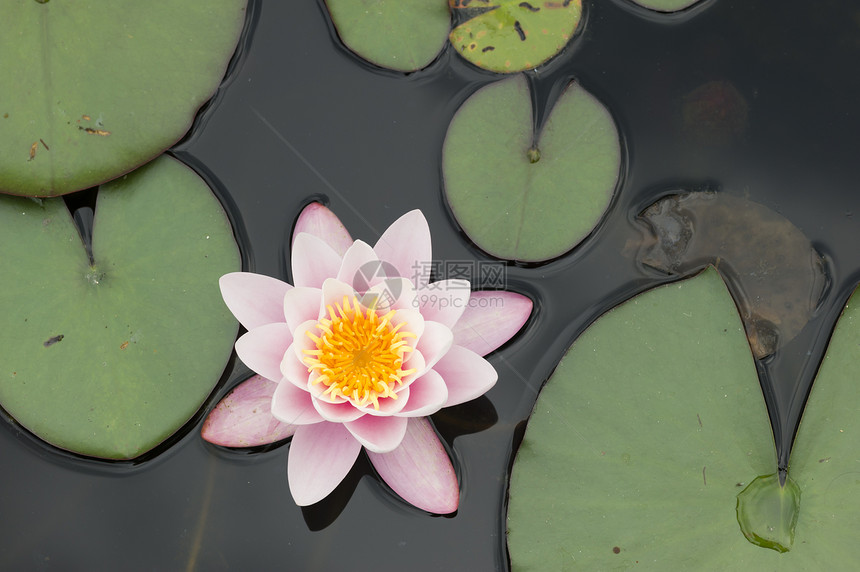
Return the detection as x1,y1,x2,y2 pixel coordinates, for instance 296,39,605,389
2,0,860,569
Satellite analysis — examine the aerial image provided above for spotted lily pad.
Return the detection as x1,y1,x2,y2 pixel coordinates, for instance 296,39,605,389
442,74,620,261
450,0,583,73
0,156,240,459
507,268,860,567
322,0,581,74
0,0,247,197
323,0,451,72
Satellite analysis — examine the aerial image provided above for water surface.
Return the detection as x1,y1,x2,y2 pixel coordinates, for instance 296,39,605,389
2,0,860,569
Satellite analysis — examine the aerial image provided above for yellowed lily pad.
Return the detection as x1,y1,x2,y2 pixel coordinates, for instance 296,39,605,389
450,0,583,73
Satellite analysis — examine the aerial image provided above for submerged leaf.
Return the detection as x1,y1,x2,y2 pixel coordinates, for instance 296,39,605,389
508,269,860,567
636,192,826,358
0,0,247,197
443,74,620,261
449,0,583,73
0,156,240,459
324,0,451,72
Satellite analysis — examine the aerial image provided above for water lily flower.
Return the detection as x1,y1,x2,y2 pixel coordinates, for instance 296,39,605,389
202,203,532,513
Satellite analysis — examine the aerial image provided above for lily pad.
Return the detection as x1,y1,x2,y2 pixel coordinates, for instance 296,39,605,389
324,0,451,72
450,0,583,73
629,0,703,12
784,285,860,563
442,74,620,261
0,0,247,197
0,155,240,459
507,268,860,567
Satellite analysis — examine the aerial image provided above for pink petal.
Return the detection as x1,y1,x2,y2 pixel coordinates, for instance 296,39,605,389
293,202,354,257
396,369,448,417
435,345,498,407
355,386,410,416
304,366,348,404
362,277,417,313
336,240,380,286
311,396,365,423
219,272,292,331
306,372,338,401
451,291,533,356
390,308,425,349
345,414,408,453
271,380,325,425
320,278,358,317
401,349,426,385
288,327,347,404
416,321,453,370
367,417,458,514
235,323,293,383
288,422,362,506
281,344,311,389
415,280,470,328
283,286,322,332
289,320,326,373
201,375,296,447
373,210,432,289
291,233,343,289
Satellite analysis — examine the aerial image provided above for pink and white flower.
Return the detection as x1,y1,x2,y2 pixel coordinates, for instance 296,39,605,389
202,203,532,513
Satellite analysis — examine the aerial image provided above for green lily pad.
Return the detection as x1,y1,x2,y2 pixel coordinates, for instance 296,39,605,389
442,74,620,261
450,0,583,73
507,268,860,567
784,285,860,563
0,0,247,197
0,156,240,459
630,0,702,12
324,0,451,72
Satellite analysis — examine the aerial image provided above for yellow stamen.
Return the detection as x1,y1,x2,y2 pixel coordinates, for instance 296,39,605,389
302,296,416,409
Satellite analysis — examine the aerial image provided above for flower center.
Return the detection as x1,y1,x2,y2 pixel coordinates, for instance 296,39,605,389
302,296,416,409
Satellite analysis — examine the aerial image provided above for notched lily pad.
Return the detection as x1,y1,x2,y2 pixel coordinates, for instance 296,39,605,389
443,74,620,262
450,0,583,73
635,192,827,358
0,156,240,459
324,0,452,72
508,269,860,567
507,268,776,568
783,283,860,564
0,0,247,197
